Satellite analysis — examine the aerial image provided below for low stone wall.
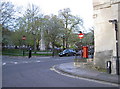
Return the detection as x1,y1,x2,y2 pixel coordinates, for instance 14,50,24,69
94,50,120,74
74,58,93,67
94,50,113,68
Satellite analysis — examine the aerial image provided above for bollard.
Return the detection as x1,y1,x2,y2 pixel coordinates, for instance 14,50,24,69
23,50,25,56
106,61,111,74
28,48,32,58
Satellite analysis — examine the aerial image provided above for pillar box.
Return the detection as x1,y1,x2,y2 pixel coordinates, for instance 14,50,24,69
82,46,88,58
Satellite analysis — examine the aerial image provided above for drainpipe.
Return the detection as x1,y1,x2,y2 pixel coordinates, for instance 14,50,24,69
109,19,119,75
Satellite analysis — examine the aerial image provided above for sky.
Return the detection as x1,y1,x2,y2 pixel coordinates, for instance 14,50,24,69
3,0,93,31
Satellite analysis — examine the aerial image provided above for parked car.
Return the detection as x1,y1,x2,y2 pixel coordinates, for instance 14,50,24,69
76,50,82,56
59,49,76,57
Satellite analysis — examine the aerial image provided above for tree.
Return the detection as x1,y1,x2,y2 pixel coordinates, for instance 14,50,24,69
0,1,16,46
43,15,64,50
74,29,94,50
2,28,13,46
58,8,83,49
82,27,94,46
21,4,43,50
0,1,16,29
82,32,94,46
11,29,35,47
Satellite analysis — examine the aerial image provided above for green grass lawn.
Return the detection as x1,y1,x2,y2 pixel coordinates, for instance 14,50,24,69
2,49,24,56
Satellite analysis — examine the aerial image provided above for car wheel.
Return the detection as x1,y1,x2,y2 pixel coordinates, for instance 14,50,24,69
59,55,62,57
73,53,76,56
66,54,69,56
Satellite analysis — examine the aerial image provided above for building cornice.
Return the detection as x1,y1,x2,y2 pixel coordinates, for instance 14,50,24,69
111,0,120,4
93,2,111,10
93,0,120,10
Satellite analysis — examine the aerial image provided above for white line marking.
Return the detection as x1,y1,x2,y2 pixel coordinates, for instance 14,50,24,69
51,65,119,87
39,57,50,58
36,61,41,62
14,62,18,64
3,63,6,65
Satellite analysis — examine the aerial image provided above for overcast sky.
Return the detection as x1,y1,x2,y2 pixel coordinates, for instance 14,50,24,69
3,0,93,31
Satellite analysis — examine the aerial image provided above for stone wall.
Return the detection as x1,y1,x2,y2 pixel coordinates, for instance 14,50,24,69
94,50,113,68
93,0,120,74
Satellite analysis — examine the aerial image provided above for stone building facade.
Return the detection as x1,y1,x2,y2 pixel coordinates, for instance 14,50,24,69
93,0,120,74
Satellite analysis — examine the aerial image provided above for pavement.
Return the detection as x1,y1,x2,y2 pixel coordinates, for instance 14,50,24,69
54,61,120,85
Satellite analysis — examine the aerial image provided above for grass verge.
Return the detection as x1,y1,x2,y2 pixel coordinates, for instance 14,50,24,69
2,49,52,56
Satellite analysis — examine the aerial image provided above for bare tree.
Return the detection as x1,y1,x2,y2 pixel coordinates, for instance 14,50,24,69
58,8,83,49
0,1,16,29
0,1,16,46
23,4,43,51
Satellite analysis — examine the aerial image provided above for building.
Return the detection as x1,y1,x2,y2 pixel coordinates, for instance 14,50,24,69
93,0,120,74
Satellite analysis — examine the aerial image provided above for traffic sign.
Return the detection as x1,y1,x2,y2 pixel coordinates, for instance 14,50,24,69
22,36,26,40
78,33,84,39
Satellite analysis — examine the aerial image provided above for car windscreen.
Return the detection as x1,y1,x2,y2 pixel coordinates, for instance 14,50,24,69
63,49,69,53
63,49,75,53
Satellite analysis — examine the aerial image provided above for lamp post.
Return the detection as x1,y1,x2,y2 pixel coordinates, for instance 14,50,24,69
78,31,84,58
109,19,119,75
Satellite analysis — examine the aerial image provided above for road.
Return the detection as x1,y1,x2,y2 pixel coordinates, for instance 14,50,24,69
2,56,118,87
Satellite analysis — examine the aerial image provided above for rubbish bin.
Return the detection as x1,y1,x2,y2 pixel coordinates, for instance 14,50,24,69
106,61,111,74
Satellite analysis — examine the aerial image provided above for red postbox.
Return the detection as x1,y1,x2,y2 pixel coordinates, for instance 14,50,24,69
82,46,88,58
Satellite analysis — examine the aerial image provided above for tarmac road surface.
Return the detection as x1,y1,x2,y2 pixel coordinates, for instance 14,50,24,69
2,56,118,87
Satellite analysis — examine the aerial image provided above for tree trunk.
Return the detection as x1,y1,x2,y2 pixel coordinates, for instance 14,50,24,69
63,36,65,50
52,42,55,57
34,35,37,53
65,34,69,49
65,37,68,48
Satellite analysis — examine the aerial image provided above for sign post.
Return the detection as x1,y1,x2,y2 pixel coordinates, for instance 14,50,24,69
78,32,84,58
22,36,26,56
22,36,26,40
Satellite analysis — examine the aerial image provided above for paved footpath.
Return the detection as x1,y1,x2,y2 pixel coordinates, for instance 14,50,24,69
54,62,120,85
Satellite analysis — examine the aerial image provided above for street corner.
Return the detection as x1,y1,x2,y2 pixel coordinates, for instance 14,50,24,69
51,62,120,85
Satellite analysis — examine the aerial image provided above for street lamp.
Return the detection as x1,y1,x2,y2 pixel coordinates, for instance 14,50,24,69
109,19,119,75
